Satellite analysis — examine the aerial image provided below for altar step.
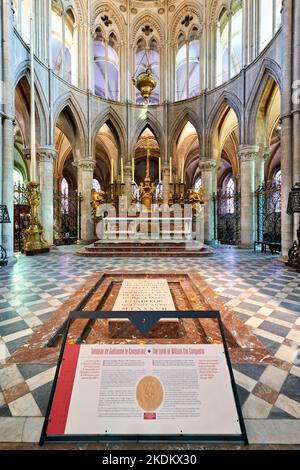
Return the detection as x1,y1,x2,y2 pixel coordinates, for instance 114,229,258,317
77,241,214,258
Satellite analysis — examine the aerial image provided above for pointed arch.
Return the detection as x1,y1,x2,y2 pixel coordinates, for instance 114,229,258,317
130,113,165,162
170,2,203,42
91,107,127,157
246,59,282,144
93,2,125,39
169,108,202,149
73,0,87,24
206,91,243,148
131,11,164,45
209,0,228,25
14,66,49,147
53,92,87,157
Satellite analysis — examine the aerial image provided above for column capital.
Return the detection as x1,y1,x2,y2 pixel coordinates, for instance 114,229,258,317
37,146,57,163
260,146,272,162
124,165,132,176
76,159,96,172
199,159,217,171
22,147,31,160
162,164,170,175
238,145,260,162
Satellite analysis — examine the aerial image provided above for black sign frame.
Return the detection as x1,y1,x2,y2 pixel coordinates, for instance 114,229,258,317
40,310,248,446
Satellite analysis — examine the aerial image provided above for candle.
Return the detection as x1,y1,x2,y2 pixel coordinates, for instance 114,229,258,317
111,159,114,184
169,157,172,184
159,156,161,183
132,157,135,183
121,157,124,184
181,164,184,184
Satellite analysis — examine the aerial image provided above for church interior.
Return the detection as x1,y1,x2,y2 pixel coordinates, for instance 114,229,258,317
0,0,300,450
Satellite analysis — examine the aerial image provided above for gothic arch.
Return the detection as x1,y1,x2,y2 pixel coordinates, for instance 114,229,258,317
171,2,203,42
73,0,87,24
246,59,282,144
14,67,49,147
130,113,165,162
65,5,78,24
53,92,87,157
209,0,229,25
169,108,202,150
91,107,127,158
92,2,125,38
131,11,164,45
206,91,243,150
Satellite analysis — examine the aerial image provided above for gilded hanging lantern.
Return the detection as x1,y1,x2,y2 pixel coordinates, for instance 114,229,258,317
133,66,157,103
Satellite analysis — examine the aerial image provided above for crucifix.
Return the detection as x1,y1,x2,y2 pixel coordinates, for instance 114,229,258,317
140,139,160,182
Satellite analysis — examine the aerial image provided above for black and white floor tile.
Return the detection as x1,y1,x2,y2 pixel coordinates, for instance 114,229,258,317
0,246,299,443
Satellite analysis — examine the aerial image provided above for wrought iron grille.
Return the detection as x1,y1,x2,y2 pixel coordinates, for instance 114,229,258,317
13,183,31,252
256,181,281,244
53,191,82,245
213,191,241,246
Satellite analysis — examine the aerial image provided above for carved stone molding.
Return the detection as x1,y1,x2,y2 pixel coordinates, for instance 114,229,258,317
238,145,260,163
77,160,96,172
37,147,57,163
199,159,217,171
124,165,132,176
261,147,272,162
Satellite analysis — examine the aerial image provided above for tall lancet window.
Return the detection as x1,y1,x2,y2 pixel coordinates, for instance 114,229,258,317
135,35,160,105
51,7,64,76
14,0,31,44
216,9,229,85
65,10,78,85
175,28,200,101
94,29,119,100
230,2,243,77
259,0,282,52
94,28,106,98
51,4,77,83
216,1,243,86
226,178,236,214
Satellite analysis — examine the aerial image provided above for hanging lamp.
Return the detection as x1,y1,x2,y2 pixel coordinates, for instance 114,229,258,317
132,49,157,103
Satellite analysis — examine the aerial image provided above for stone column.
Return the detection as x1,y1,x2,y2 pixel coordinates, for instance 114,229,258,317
1,0,15,258
281,0,293,259
162,165,170,204
256,147,271,186
238,145,259,248
37,146,57,245
124,165,132,203
77,159,95,242
199,160,217,244
293,0,300,239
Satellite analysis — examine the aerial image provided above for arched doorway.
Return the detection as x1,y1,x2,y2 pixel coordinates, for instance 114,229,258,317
53,108,81,245
213,107,241,245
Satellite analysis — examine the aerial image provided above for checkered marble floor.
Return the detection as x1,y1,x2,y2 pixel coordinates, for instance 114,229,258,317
0,245,300,444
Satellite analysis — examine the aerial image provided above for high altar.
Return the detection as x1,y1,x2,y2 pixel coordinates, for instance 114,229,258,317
90,138,205,242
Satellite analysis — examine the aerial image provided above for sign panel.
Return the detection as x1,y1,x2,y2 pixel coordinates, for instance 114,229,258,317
46,343,241,438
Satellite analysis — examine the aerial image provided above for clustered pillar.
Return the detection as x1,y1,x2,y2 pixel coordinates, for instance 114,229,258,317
37,147,57,246
124,165,132,203
1,1,14,258
281,0,294,260
239,145,259,248
162,165,170,205
77,160,95,242
199,160,217,244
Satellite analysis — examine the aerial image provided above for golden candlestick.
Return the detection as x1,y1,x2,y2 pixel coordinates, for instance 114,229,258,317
139,140,160,211
23,182,49,255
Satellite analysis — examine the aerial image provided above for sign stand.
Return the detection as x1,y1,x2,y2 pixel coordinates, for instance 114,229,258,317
40,311,248,445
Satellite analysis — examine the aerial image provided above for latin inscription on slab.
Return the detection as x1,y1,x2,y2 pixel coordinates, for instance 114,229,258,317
113,279,176,311
110,279,178,338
